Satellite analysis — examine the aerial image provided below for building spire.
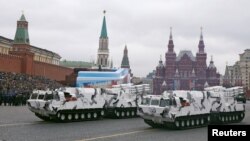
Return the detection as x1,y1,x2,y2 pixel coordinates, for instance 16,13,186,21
100,10,108,38
97,10,109,67
167,27,174,53
170,27,173,40
208,55,216,69
198,26,205,53
121,45,130,68
14,12,29,44
19,10,27,21
200,26,203,40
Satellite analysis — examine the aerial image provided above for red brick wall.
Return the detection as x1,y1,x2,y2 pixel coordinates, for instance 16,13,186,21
0,53,22,73
0,53,73,82
33,61,73,81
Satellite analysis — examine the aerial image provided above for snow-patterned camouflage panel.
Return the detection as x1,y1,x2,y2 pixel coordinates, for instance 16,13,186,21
104,84,150,108
138,86,245,125
27,84,150,118
138,91,210,123
206,86,245,113
56,87,106,111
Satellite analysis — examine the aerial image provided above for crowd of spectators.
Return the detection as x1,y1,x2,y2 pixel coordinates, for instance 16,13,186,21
0,71,64,106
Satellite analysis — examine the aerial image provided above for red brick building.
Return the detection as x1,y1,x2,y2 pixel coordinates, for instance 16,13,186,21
0,14,73,82
153,28,220,95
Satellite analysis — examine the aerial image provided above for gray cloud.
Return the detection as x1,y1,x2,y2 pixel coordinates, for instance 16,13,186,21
0,0,249,77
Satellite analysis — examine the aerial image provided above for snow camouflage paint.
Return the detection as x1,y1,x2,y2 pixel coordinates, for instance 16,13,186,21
138,86,245,129
27,84,150,121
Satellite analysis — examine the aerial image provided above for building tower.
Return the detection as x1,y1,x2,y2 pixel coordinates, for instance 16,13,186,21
195,27,207,89
97,10,109,68
121,45,130,68
10,13,34,75
13,13,30,51
153,55,165,94
206,56,218,86
165,27,176,78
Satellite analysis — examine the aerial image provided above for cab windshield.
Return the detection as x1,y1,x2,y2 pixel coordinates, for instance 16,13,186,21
151,99,159,106
44,94,53,100
141,98,150,105
159,98,177,107
38,94,45,100
30,93,38,99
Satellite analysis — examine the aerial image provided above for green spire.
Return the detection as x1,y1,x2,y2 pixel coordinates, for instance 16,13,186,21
20,13,26,21
14,13,30,44
100,10,108,38
121,45,130,68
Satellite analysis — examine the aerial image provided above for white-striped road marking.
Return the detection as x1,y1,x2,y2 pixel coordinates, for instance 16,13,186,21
76,129,155,141
0,122,36,127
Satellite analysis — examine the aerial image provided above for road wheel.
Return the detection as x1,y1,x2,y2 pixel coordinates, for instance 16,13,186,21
80,113,85,120
196,119,200,125
229,115,232,122
225,116,229,122
100,110,105,116
232,115,235,121
56,112,61,119
207,116,211,123
121,111,125,117
235,115,239,121
240,113,245,118
126,111,130,117
175,120,180,128
93,112,98,119
186,120,190,127
191,119,195,126
87,113,91,119
181,120,185,128
74,114,79,120
200,118,204,125
68,114,73,121
221,116,225,122
131,111,135,117
60,114,66,121
116,111,120,118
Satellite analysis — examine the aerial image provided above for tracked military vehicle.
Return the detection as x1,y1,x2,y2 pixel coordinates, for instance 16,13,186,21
138,86,245,129
27,84,150,122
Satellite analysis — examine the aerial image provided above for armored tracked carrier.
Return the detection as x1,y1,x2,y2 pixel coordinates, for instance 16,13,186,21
138,86,245,129
27,84,150,122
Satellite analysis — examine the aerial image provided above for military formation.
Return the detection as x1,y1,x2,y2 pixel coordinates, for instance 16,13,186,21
0,71,63,106
0,91,29,106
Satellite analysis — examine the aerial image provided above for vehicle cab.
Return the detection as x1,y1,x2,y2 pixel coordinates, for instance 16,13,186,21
27,90,61,117
138,95,162,121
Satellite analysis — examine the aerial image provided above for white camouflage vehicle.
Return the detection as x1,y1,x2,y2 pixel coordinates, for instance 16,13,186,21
27,84,150,122
138,86,245,129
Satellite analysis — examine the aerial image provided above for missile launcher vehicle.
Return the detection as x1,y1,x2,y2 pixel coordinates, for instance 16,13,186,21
138,86,245,129
27,84,150,122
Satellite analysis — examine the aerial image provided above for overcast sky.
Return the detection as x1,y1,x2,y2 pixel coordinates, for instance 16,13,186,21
1,0,249,77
